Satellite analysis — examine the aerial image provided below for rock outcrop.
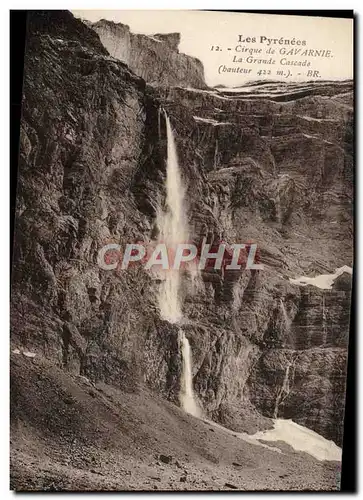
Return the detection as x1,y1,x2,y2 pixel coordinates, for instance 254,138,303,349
11,9,352,474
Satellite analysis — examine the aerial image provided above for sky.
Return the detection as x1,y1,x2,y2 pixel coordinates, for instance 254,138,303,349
72,10,353,87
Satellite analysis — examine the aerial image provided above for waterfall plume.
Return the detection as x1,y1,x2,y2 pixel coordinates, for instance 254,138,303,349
156,112,188,323
273,362,292,419
179,330,200,417
157,113,201,418
280,299,290,330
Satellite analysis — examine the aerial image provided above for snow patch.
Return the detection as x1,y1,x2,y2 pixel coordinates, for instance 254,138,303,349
145,35,162,43
12,349,21,355
289,265,352,290
252,419,342,462
302,133,317,139
301,133,335,145
23,351,36,358
298,115,337,122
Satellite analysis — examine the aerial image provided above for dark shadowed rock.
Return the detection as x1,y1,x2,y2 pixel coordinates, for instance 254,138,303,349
225,482,239,489
159,454,172,464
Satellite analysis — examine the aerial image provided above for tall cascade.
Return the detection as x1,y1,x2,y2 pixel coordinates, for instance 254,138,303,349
273,361,292,419
322,295,327,344
156,112,188,324
179,330,200,417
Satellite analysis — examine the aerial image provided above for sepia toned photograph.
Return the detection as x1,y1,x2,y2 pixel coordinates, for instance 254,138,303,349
10,9,354,491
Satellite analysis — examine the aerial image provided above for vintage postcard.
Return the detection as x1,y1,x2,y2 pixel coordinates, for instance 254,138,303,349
10,10,353,491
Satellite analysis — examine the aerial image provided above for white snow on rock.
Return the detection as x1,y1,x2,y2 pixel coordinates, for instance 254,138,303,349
302,133,317,139
12,349,21,355
289,265,352,290
251,419,342,462
301,133,335,145
297,115,337,122
203,418,283,455
145,35,162,43
193,116,231,126
194,417,340,461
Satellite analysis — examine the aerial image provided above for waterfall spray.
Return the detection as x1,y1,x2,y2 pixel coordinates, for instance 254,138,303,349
179,330,200,417
273,362,291,419
156,112,188,323
273,355,298,418
156,113,201,417
280,299,290,330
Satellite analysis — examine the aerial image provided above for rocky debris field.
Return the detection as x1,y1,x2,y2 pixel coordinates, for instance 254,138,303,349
11,354,340,491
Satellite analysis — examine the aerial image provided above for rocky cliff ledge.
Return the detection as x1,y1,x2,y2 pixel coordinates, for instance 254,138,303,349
86,18,207,89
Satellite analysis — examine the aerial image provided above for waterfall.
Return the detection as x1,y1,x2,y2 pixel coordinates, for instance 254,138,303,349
179,330,200,417
156,113,201,417
280,299,290,330
322,295,327,344
156,112,188,324
273,362,292,418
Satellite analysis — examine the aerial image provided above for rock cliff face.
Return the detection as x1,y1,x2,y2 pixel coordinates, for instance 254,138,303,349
87,19,207,89
12,9,352,473
248,281,352,446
